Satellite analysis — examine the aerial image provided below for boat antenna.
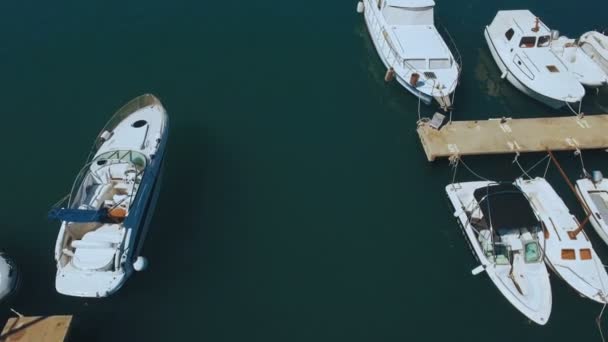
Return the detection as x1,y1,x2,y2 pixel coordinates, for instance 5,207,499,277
532,17,540,33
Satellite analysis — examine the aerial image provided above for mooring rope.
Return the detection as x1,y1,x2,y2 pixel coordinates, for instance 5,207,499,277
574,148,590,178
565,100,584,117
452,156,491,182
514,153,551,180
598,303,607,342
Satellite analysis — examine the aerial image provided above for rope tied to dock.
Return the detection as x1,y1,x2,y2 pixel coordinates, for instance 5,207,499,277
513,153,551,180
565,100,584,118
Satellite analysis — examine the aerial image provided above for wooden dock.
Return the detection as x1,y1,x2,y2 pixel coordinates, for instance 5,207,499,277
417,114,608,161
0,316,72,342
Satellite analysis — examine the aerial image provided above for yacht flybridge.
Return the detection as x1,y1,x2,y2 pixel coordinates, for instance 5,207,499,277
518,178,608,304
359,0,460,110
485,10,586,109
49,94,169,298
446,182,551,325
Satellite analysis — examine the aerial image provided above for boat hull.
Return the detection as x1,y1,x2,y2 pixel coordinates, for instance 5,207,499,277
484,28,575,109
361,1,456,107
580,32,608,75
446,182,552,325
518,178,608,304
54,95,169,298
576,179,608,247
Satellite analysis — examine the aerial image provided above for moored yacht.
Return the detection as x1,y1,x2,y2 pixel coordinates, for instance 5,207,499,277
359,0,460,109
0,254,17,301
49,94,169,298
579,31,608,75
551,35,608,88
576,171,608,247
518,177,608,303
485,10,585,109
447,181,552,325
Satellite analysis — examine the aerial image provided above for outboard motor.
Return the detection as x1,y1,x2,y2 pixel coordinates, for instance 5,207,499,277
592,170,604,184
551,30,560,41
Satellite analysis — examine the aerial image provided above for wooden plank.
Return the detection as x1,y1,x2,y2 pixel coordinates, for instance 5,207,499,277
0,316,72,342
417,114,608,161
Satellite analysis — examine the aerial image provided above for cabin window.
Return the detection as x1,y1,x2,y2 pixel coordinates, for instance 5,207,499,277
561,249,576,260
429,58,451,70
405,58,426,69
580,249,592,260
519,36,537,48
505,28,515,41
537,35,551,47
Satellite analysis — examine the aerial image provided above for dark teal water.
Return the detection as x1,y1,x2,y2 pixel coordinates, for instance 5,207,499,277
1,0,608,341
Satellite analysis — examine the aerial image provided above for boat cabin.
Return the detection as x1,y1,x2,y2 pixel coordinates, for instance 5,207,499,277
488,10,555,50
472,184,542,265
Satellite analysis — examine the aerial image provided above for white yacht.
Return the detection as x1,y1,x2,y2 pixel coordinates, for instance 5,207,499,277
576,171,608,247
485,10,585,109
447,182,552,325
49,94,169,298
579,31,608,76
359,0,460,109
518,177,608,303
551,35,608,88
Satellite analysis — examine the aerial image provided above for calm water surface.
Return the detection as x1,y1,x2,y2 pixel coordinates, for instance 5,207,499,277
1,0,608,341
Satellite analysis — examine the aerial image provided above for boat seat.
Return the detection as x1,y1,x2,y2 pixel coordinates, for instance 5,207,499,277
70,225,122,271
88,183,113,209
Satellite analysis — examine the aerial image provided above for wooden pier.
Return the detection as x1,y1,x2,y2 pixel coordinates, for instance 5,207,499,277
0,315,72,342
417,114,608,161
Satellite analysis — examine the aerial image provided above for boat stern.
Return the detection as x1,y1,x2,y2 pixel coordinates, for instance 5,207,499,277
56,266,126,298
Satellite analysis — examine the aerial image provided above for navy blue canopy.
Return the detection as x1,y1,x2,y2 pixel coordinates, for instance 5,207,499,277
48,208,108,223
473,184,539,233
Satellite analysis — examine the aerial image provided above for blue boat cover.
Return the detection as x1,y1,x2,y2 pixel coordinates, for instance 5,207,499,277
48,208,108,223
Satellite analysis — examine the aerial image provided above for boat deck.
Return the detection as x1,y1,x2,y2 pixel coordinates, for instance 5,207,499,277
0,315,73,342
417,114,608,161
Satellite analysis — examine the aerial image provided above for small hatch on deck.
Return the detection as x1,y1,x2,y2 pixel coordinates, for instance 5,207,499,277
423,72,437,79
546,65,559,73
132,120,148,128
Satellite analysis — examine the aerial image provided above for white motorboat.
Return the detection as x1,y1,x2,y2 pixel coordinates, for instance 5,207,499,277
551,36,608,88
576,171,608,247
0,254,17,301
358,0,460,109
580,31,608,75
447,182,552,325
485,10,585,109
518,177,608,303
49,94,169,298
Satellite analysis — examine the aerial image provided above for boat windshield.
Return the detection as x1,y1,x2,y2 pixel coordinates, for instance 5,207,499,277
67,150,147,211
93,150,147,170
429,58,451,69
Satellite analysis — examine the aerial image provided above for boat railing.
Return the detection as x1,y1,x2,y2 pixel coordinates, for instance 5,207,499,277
436,23,462,94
